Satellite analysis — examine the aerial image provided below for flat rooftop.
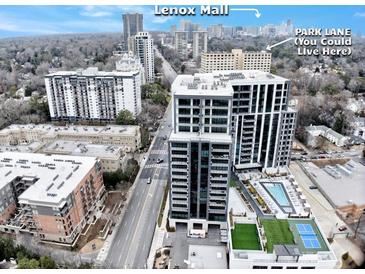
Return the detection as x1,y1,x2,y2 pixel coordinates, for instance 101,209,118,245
172,70,288,97
304,160,365,207
1,123,139,137
260,218,329,254
0,142,43,153
228,187,254,216
0,152,98,206
42,140,122,159
187,245,228,269
46,67,139,77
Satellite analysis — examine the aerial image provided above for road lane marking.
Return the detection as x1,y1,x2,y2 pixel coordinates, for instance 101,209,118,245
124,168,160,267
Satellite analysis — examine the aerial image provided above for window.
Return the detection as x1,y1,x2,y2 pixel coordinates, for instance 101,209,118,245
179,117,190,124
179,99,190,106
193,99,200,106
271,266,283,269
212,109,228,116
179,126,190,132
213,100,228,107
253,266,268,269
301,267,315,269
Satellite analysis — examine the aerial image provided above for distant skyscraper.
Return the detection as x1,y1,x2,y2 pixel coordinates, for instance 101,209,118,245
170,24,177,36
192,31,208,59
179,20,202,41
122,13,143,43
129,32,155,83
174,31,189,59
207,24,223,39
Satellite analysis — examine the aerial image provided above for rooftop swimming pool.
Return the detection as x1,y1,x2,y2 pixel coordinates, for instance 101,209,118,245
264,182,290,207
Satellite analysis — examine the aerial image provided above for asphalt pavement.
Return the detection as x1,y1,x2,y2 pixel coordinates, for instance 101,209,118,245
103,48,177,269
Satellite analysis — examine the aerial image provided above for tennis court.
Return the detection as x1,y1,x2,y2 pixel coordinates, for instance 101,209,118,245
296,223,321,249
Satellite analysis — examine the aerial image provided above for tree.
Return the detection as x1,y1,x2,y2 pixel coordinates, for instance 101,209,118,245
40,256,57,269
0,237,16,261
333,114,345,134
18,258,40,269
181,64,186,74
154,56,163,73
124,159,139,179
151,93,169,106
24,86,33,97
140,127,150,149
116,110,136,125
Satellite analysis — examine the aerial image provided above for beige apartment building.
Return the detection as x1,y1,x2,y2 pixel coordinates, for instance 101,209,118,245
41,140,127,172
0,124,141,152
200,49,271,73
0,152,105,245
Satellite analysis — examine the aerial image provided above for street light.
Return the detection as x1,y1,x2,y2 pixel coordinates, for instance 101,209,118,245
354,208,365,239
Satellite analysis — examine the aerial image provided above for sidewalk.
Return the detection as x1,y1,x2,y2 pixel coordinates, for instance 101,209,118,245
146,193,170,269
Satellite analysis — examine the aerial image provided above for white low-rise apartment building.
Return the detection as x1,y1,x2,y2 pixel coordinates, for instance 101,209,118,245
352,117,365,141
41,140,127,172
200,49,271,73
45,67,142,121
306,125,349,147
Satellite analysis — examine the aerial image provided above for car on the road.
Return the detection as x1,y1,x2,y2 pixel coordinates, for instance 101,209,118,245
157,158,164,164
338,225,347,232
309,185,318,189
147,177,152,184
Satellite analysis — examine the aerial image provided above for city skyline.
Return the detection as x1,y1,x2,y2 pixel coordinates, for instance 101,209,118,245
0,5,365,38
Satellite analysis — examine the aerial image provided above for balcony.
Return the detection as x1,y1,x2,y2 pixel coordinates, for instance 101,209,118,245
172,181,188,187
171,193,188,199
171,199,188,205
171,174,188,180
209,195,226,201
209,189,226,195
208,208,226,214
171,206,188,212
209,202,226,208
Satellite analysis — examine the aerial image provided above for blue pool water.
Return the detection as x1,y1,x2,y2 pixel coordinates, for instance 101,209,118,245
264,183,290,207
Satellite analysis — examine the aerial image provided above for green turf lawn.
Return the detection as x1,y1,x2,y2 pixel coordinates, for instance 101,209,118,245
260,219,295,253
231,223,262,250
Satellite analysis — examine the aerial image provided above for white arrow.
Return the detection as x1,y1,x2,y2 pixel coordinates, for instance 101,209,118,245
230,8,261,18
266,37,294,51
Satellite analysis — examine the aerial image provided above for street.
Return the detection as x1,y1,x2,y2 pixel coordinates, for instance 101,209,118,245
103,48,177,269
